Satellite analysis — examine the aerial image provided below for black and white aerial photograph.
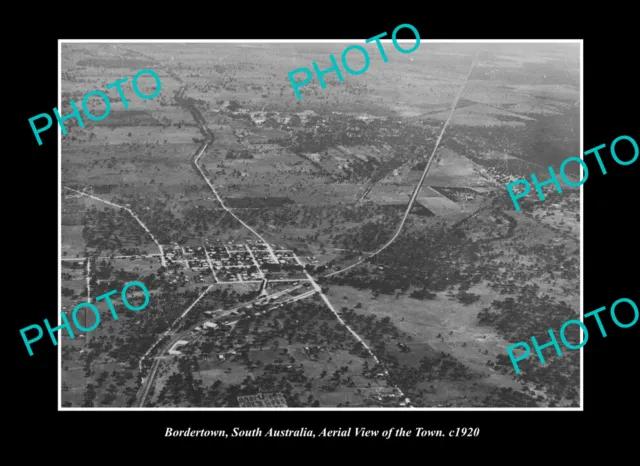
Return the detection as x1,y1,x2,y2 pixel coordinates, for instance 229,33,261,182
60,40,581,409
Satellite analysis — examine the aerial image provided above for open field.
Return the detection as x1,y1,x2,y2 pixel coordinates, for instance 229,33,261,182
61,42,580,408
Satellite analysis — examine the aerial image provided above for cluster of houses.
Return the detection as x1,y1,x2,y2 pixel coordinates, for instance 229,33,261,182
274,250,300,267
160,240,306,284
163,244,197,284
207,242,263,282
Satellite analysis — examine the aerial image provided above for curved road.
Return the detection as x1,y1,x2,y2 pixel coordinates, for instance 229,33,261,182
117,46,416,406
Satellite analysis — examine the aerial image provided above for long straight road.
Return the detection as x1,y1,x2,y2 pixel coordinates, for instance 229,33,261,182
137,281,317,407
192,138,279,264
136,284,214,406
292,251,408,401
323,53,479,278
63,186,167,267
62,254,162,261
117,46,411,406
175,63,409,403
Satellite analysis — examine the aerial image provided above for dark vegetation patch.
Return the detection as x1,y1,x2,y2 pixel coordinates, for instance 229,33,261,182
225,197,295,209
152,298,381,408
93,184,118,194
336,308,488,406
443,107,579,175
76,58,155,68
90,110,163,127
374,204,433,217
455,98,479,109
470,61,578,87
493,113,538,124
62,212,85,226
83,207,151,252
225,149,253,159
315,193,579,405
430,186,482,203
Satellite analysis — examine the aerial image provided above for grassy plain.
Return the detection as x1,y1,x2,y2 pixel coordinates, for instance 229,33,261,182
61,41,580,408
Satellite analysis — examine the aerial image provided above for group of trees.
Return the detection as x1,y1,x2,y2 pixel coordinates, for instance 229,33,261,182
150,297,391,407
225,149,253,159
311,186,579,406
83,206,151,252
274,113,441,183
153,356,205,406
336,304,481,405
442,104,579,181
62,262,222,405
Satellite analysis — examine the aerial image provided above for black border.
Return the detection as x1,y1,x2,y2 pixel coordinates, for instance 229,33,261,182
13,13,639,450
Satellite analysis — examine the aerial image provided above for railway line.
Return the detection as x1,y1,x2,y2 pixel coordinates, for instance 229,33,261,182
323,53,479,278
111,46,429,406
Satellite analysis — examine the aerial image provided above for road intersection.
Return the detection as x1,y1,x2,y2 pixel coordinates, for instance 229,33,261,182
62,46,484,407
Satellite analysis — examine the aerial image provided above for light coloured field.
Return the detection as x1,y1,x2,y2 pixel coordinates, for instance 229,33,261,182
60,42,580,408
422,148,487,186
325,284,525,389
463,80,535,106
61,226,86,257
61,365,87,406
366,183,413,205
417,197,462,216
